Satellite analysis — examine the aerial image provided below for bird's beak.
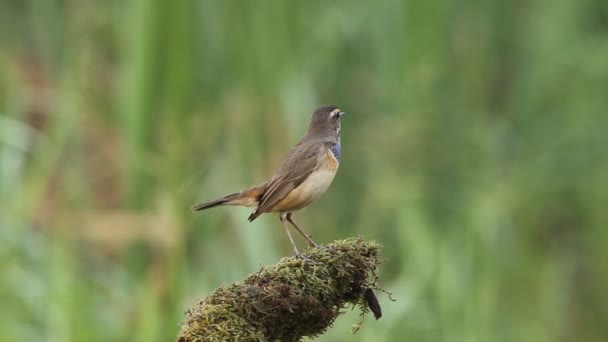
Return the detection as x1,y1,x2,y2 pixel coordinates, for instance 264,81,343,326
338,111,346,118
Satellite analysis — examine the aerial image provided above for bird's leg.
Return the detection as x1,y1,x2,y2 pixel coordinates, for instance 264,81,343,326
279,213,302,257
286,213,319,248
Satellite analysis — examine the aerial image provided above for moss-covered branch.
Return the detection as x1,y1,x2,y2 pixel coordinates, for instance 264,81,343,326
176,237,385,341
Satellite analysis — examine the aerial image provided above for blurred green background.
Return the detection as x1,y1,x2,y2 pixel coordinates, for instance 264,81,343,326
1,0,608,341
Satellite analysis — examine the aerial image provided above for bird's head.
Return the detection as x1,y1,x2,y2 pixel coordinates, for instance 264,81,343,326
307,104,346,139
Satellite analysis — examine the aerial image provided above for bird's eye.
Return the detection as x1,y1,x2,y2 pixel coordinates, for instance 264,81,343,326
330,110,345,119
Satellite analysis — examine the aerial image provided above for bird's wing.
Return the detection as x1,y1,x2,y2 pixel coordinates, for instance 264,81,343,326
249,141,322,219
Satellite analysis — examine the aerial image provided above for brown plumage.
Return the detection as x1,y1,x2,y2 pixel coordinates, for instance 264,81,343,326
193,104,346,257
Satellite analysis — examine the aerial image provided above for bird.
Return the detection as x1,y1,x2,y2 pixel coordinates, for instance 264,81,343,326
192,104,346,258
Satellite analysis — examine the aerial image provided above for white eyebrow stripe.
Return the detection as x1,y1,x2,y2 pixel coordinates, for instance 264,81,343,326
330,108,341,117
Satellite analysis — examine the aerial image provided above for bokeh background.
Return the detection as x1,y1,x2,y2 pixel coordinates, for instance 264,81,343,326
1,0,608,341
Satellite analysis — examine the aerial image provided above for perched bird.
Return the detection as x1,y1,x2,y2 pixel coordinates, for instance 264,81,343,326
193,105,345,257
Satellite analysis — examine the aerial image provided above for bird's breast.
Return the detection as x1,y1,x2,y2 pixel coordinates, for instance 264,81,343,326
330,142,341,162
326,144,340,171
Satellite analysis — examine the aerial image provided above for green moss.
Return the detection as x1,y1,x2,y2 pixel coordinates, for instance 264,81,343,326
176,237,385,341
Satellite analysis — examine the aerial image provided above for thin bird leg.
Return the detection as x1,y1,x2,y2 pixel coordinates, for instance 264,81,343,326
279,213,301,256
286,213,319,248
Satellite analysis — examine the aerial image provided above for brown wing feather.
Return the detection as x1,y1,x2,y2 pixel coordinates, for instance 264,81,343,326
248,141,322,221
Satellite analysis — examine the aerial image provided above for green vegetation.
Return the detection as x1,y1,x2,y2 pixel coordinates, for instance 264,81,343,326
1,0,607,341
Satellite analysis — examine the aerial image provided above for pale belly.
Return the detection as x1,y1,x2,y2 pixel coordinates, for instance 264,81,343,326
271,169,337,212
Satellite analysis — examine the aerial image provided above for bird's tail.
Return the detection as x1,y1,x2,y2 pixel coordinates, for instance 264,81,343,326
192,184,265,211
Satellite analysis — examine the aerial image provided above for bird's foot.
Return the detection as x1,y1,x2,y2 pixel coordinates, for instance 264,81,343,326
307,242,331,252
304,235,321,248
294,253,319,264
308,241,320,248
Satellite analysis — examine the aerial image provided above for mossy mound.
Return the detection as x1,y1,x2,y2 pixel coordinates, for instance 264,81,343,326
176,237,384,342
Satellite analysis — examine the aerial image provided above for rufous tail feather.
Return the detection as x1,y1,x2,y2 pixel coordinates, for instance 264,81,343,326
192,184,266,211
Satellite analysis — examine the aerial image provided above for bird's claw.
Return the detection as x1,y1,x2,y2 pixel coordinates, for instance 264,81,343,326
294,253,318,264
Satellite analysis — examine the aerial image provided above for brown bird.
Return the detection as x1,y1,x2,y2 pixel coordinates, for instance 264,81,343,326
192,105,345,257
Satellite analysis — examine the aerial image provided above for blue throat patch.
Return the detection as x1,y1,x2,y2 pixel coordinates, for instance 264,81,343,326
330,142,341,162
